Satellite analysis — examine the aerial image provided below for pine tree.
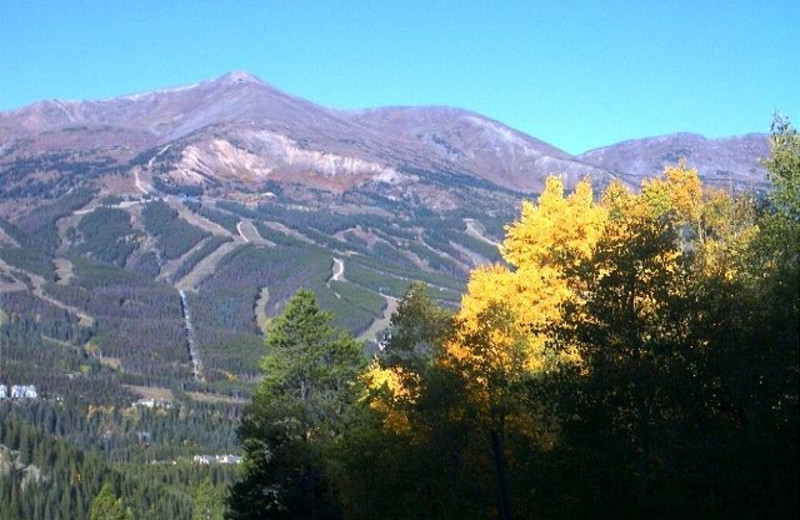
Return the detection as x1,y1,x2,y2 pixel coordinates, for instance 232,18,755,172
228,290,365,520
90,483,130,520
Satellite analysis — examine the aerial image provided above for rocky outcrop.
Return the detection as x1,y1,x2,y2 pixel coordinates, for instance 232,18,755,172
0,443,45,490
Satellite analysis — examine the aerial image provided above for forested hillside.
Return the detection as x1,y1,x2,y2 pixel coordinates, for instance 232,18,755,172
228,118,798,519
0,69,790,519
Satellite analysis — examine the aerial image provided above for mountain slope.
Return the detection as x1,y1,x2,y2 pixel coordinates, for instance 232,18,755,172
347,106,616,192
578,132,770,190
1,71,616,199
0,71,773,404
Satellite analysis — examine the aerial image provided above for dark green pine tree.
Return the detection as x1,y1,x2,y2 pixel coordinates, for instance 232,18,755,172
89,483,130,520
228,289,365,520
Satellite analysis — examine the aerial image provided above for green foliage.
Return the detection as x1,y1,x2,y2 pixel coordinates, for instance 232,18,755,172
347,255,464,305
228,290,365,520
142,201,209,260
0,151,108,203
379,282,453,368
764,114,800,219
90,484,131,520
44,257,190,378
0,413,237,520
193,477,225,520
15,187,96,253
252,222,306,247
0,246,56,281
77,208,140,267
228,152,797,519
185,201,240,234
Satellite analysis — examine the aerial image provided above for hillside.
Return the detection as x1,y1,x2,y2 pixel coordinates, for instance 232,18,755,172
0,71,770,405
578,132,770,190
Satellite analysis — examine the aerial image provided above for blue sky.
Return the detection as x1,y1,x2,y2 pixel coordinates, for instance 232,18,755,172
1,0,798,154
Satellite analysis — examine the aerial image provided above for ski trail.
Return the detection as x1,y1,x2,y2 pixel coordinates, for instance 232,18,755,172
330,258,344,282
358,293,399,344
254,286,270,336
464,218,500,247
134,169,149,195
135,144,171,195
236,221,250,243
179,290,204,382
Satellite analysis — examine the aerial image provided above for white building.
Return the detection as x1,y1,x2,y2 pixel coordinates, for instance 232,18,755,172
133,398,172,409
193,454,242,465
10,385,38,399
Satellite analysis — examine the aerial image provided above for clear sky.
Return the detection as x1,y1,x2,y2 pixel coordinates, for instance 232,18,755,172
1,0,798,154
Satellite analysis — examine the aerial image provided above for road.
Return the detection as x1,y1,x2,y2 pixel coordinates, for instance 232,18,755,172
330,257,344,282
464,218,500,246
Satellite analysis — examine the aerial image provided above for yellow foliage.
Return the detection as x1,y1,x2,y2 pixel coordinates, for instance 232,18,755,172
363,359,418,400
452,177,606,380
450,165,757,386
664,160,703,222
362,359,419,434
501,177,606,269
368,165,759,446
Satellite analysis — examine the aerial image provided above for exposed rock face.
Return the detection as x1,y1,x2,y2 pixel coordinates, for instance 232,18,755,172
0,70,769,206
0,444,45,490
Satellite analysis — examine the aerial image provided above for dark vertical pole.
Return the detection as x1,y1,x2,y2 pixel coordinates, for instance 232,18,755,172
492,429,512,520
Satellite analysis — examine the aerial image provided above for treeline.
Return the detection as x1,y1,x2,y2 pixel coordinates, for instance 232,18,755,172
228,119,799,519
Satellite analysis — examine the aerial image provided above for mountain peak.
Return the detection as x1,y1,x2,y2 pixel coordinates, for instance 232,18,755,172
218,70,264,86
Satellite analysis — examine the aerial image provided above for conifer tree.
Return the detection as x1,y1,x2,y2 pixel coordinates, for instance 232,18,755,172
228,290,364,520
90,483,130,520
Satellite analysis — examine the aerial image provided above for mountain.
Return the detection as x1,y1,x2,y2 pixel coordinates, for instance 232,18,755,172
0,71,772,406
0,70,615,207
1,71,770,208
578,132,770,190
346,106,616,192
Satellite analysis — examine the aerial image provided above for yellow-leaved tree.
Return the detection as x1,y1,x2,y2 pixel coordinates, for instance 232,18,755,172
336,124,798,520
452,177,607,372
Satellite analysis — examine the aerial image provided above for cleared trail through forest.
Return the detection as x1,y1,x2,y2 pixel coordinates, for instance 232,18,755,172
358,294,399,344
327,257,345,299
133,144,171,195
254,286,270,336
237,219,273,245
30,271,94,327
330,257,345,282
174,240,241,292
53,258,75,285
168,199,234,237
179,290,204,382
157,236,214,283
464,218,500,246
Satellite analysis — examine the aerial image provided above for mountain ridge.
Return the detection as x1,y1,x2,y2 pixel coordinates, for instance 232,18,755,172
0,71,769,198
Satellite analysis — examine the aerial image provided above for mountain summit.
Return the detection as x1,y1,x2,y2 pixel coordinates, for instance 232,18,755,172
0,71,768,208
